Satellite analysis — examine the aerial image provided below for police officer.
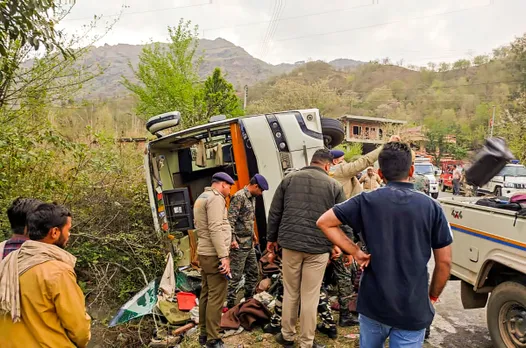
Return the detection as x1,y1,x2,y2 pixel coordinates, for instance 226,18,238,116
226,174,269,309
262,247,338,339
195,172,234,348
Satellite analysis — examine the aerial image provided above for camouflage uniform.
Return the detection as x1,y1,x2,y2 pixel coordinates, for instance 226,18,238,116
265,272,337,333
413,174,428,193
330,256,354,321
226,187,259,307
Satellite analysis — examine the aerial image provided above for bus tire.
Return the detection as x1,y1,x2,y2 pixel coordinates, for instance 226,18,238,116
321,118,345,148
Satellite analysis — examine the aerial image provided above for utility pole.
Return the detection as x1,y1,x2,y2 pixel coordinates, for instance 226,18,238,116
490,105,496,137
243,85,248,110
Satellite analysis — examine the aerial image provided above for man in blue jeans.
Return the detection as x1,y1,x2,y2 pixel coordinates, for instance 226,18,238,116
316,141,453,348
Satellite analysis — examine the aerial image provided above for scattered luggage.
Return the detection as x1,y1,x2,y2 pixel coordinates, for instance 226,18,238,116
465,137,514,187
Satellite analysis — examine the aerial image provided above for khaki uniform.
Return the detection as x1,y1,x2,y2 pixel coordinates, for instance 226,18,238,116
195,187,231,258
359,173,382,191
194,187,231,342
331,146,383,199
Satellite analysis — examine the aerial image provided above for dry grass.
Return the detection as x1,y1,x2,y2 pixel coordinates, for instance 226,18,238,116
180,314,361,348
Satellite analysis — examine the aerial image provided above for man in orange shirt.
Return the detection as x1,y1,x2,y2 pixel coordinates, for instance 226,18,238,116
0,203,91,348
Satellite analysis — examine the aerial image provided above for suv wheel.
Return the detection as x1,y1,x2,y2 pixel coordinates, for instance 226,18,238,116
487,281,526,348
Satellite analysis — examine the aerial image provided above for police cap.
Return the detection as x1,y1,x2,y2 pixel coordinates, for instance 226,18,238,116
212,172,234,185
330,149,345,159
253,174,269,191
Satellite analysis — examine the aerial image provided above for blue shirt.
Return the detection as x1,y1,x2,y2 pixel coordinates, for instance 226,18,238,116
333,181,453,331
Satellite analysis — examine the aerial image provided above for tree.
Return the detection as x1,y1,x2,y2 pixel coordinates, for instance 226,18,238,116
122,19,204,127
424,116,465,164
247,79,344,117
200,68,243,118
473,55,489,66
452,59,471,70
0,0,71,57
0,1,81,107
438,62,450,72
497,94,526,163
509,33,526,92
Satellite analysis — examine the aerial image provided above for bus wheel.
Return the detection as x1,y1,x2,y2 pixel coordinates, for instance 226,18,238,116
321,118,345,148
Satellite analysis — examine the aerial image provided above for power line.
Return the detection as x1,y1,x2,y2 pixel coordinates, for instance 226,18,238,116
63,0,213,22
261,0,284,60
194,1,493,57
259,0,282,59
202,3,373,34
265,2,493,44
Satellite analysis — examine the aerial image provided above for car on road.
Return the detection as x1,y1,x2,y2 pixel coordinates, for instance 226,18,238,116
440,195,526,348
414,158,439,199
477,162,526,197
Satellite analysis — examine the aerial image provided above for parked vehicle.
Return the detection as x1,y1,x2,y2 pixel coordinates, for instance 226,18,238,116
477,162,526,197
440,196,526,348
143,109,344,250
414,157,439,199
439,159,463,192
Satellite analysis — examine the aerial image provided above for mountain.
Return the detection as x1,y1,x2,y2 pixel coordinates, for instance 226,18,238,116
328,58,363,70
74,38,364,98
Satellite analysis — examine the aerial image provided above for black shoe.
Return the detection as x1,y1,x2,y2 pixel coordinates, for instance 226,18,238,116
275,333,294,347
425,326,431,339
199,335,207,346
263,323,281,334
312,342,326,348
205,339,224,348
317,323,337,339
338,314,359,327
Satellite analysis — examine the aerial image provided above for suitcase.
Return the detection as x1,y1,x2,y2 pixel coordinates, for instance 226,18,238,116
465,137,515,187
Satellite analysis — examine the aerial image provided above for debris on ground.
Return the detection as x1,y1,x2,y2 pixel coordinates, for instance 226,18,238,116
222,327,244,338
253,291,273,307
221,298,271,331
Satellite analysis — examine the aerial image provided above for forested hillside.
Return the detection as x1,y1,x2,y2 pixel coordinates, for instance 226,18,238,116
246,45,524,161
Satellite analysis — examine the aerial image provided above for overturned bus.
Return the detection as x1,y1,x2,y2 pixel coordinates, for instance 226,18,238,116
144,109,344,262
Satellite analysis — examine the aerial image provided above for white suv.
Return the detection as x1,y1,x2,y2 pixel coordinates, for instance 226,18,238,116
414,160,439,199
478,163,526,197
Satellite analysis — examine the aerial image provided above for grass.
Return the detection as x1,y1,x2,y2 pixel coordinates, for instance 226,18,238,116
181,314,361,348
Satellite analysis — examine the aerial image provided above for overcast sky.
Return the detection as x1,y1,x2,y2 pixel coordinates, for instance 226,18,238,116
59,0,525,66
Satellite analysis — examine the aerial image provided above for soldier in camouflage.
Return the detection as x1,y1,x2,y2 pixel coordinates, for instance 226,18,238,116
226,174,269,309
262,248,339,339
412,173,428,194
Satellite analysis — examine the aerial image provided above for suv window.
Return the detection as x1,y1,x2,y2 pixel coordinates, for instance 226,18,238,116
414,164,434,175
498,166,526,177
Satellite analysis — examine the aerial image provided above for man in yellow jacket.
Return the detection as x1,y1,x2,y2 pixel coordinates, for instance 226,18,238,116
0,202,91,348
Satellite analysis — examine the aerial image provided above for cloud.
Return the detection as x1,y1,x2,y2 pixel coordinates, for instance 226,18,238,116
58,0,526,66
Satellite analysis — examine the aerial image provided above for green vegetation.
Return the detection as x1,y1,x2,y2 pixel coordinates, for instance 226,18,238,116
1,1,526,345
123,20,244,127
247,36,526,161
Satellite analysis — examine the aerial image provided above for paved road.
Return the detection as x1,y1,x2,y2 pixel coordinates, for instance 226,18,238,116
425,191,494,348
